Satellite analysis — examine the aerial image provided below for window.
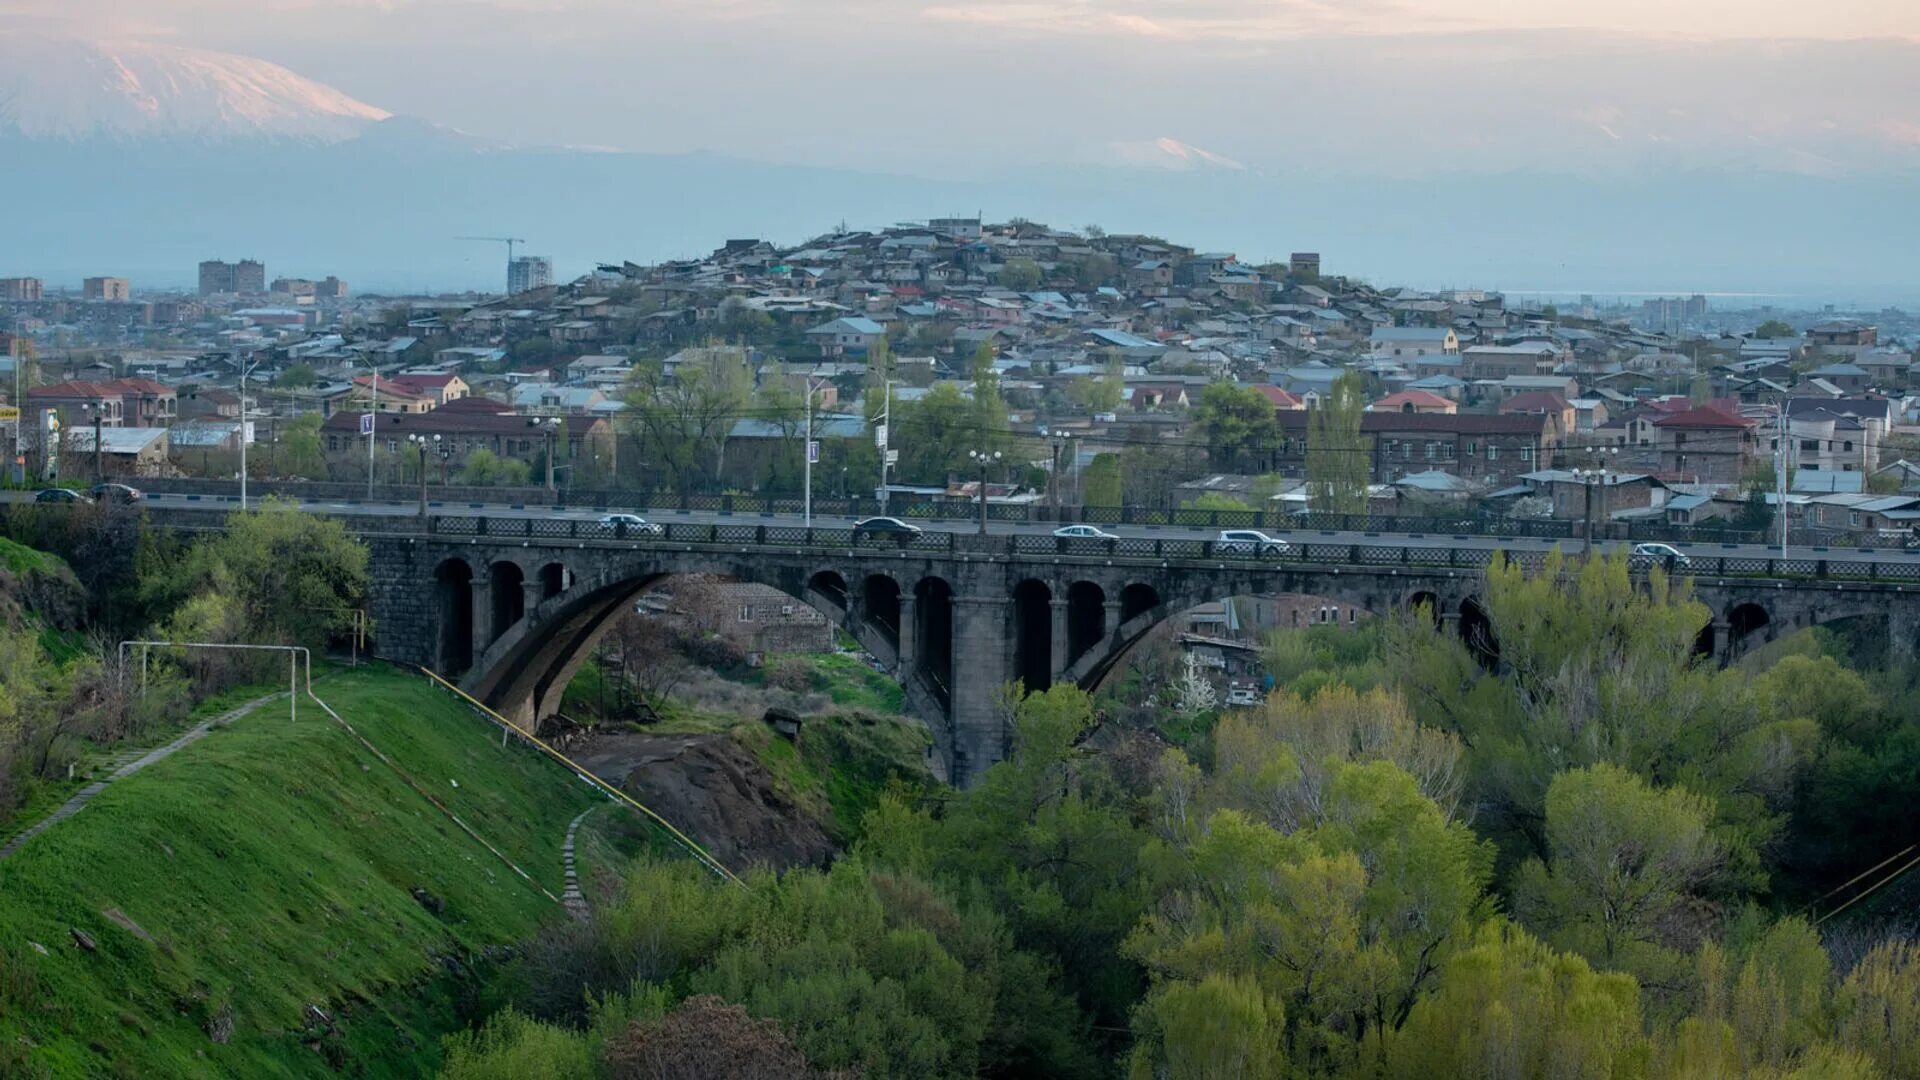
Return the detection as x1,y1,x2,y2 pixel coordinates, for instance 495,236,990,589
738,605,753,622
1844,440,1854,452
327,436,338,451
1349,607,1358,625
1487,445,1499,461
1802,439,1820,452
1466,441,1477,456
1850,512,1861,527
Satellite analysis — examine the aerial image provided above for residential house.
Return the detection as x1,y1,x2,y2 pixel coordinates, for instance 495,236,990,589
346,375,437,415
1499,391,1576,440
318,401,613,480
1517,469,1670,521
1370,390,1457,415
1275,411,1553,484
1777,397,1893,476
1368,327,1459,358
804,316,885,358
68,426,170,475
25,380,123,427
387,373,470,407
1807,321,1877,351
1649,405,1758,482
1803,363,1871,394
1463,344,1561,379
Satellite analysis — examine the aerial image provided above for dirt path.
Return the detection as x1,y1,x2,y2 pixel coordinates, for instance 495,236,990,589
0,692,285,863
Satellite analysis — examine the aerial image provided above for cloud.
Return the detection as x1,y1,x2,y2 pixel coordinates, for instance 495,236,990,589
917,0,1402,39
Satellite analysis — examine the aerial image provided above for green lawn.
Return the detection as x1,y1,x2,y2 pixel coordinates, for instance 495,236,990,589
0,664,601,1078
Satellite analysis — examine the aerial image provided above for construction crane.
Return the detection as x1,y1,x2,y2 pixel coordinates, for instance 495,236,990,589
457,235,529,263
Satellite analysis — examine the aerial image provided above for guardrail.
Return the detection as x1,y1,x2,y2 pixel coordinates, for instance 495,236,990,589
404,515,1920,584
126,477,1878,550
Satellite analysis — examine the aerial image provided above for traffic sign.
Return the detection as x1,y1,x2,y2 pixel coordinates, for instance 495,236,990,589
0,406,18,422
359,413,375,435
874,424,887,449
807,440,820,464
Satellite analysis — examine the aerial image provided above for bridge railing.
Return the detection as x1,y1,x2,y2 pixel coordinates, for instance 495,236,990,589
395,513,1920,584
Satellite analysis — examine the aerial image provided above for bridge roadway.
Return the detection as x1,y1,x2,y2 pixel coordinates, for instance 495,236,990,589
50,490,1920,785
15,487,1920,567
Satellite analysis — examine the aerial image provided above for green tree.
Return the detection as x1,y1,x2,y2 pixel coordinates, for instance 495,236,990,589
893,383,977,485
440,1008,594,1080
1130,973,1289,1080
1306,372,1371,514
272,364,317,390
153,500,368,651
715,296,777,345
998,257,1043,291
1191,383,1279,471
969,343,1008,442
622,347,752,492
1082,452,1122,507
277,413,326,479
1511,763,1719,977
1755,319,1796,339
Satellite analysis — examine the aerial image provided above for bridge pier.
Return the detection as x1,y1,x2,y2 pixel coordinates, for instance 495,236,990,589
897,594,918,682
469,580,491,666
951,596,1010,788
1050,598,1070,681
1892,610,1918,665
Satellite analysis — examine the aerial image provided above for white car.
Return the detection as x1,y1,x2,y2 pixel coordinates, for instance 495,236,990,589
1628,542,1689,570
1052,524,1119,540
598,513,663,535
1215,529,1290,556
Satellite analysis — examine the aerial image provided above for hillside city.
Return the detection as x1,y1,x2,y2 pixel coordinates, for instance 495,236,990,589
6,214,1920,1080
4,219,1920,543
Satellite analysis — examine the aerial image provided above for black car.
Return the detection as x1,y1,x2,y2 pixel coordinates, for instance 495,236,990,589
90,482,144,504
34,487,91,504
851,516,923,536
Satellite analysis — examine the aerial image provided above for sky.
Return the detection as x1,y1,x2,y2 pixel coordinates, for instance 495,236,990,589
2,2,1917,178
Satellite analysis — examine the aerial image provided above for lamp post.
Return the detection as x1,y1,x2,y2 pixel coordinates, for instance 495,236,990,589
1050,431,1075,521
407,433,438,517
528,416,561,492
238,351,260,510
968,448,1002,536
1572,446,1619,555
83,401,103,483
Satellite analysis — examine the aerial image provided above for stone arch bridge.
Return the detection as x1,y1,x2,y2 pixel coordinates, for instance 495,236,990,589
359,517,1920,786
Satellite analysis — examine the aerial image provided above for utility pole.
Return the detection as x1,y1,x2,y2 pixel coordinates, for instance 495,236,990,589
1776,397,1789,557
366,366,379,498
874,379,892,514
803,377,827,526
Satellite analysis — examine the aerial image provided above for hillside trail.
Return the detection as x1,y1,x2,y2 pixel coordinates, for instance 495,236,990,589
0,691,285,863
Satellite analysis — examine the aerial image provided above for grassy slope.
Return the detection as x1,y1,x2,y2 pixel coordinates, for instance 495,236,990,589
0,664,601,1079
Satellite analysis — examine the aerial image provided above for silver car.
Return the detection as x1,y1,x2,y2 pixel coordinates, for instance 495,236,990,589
1628,542,1689,570
598,513,663,536
1053,524,1119,540
1215,529,1290,556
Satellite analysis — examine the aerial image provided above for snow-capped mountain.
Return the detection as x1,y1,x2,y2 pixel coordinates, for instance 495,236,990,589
0,32,388,142
1106,137,1247,172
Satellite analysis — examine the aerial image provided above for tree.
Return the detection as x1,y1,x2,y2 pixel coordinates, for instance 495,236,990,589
1511,763,1719,976
272,364,317,390
1306,372,1370,515
605,995,827,1080
158,500,369,651
998,257,1043,291
968,342,1008,443
1191,383,1279,471
1167,652,1217,718
1755,319,1796,340
1082,453,1122,507
893,383,978,485
277,413,326,479
716,296,777,345
440,1008,593,1080
622,348,752,492
1131,974,1288,1080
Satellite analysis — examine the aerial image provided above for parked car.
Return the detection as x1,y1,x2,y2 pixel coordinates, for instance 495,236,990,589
1214,529,1290,556
1052,524,1118,540
852,516,922,537
34,487,91,504
597,513,663,535
90,482,144,504
1629,542,1690,570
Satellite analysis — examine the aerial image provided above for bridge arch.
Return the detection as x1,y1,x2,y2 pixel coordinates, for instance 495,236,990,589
1012,578,1053,693
434,557,475,674
1120,582,1160,623
861,574,901,644
1458,596,1498,668
914,576,955,702
539,562,567,600
490,560,527,644
1727,601,1771,653
1066,581,1107,669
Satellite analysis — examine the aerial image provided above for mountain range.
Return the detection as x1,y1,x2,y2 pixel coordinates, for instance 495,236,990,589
0,30,1915,303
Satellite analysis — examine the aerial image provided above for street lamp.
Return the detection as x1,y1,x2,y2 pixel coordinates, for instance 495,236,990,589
968,449,1002,535
1050,431,1075,521
1571,446,1620,555
528,416,562,492
407,432,439,517
81,401,104,484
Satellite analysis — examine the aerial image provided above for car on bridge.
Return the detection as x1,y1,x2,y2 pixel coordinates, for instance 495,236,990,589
596,513,663,536
1214,529,1291,557
90,482,144,505
34,487,91,505
1629,542,1690,571
852,516,923,538
1053,524,1118,540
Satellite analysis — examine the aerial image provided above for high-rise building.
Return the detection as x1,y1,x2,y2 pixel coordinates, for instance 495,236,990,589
235,259,267,294
507,255,554,294
0,277,42,301
199,260,235,296
199,259,267,295
83,277,130,301
318,276,349,299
